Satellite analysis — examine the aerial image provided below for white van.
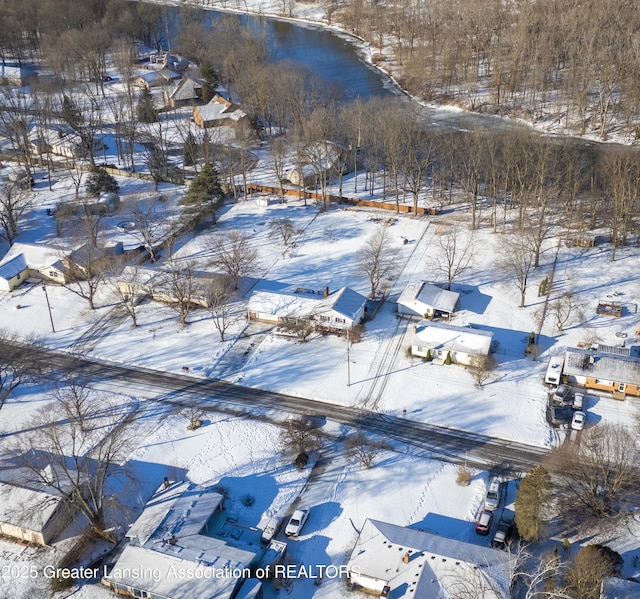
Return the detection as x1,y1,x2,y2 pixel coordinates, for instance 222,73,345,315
484,479,501,511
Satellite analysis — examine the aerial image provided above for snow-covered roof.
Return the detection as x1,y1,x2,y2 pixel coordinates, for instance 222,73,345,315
169,77,203,101
0,242,65,274
398,281,460,314
106,481,259,599
564,347,640,385
348,519,510,599
413,321,493,355
0,253,28,281
158,68,180,81
247,285,366,323
601,577,640,599
0,481,64,534
195,95,246,124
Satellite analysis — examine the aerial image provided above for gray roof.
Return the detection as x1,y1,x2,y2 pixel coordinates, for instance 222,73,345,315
317,286,367,321
398,281,460,314
348,519,510,598
564,348,640,385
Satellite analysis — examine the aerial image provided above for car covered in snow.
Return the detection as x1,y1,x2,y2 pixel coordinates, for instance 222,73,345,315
484,478,502,511
491,519,514,550
285,509,309,537
571,410,586,431
475,510,493,535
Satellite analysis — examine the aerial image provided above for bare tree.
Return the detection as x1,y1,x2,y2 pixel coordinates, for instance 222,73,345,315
63,243,109,310
11,391,135,543
0,182,31,246
109,263,143,328
167,262,200,326
499,232,535,308
0,330,43,410
278,417,323,463
467,354,497,388
357,226,394,298
130,195,169,262
344,430,389,469
544,423,640,525
203,276,235,341
209,230,259,289
548,290,585,331
268,218,296,247
180,401,205,431
431,225,475,290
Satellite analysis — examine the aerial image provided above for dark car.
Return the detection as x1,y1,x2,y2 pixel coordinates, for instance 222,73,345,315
491,520,513,549
552,384,571,404
475,510,493,535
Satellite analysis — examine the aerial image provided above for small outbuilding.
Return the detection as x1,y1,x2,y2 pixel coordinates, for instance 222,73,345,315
410,321,494,365
397,281,460,319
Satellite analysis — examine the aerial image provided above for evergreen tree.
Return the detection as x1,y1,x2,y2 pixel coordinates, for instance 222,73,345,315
136,87,158,123
86,167,119,197
515,465,551,542
199,61,218,103
182,162,224,222
183,131,198,167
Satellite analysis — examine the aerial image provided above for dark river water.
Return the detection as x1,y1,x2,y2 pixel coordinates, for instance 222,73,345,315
166,7,394,101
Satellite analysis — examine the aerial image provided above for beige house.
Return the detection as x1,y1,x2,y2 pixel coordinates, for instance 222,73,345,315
0,481,72,546
193,94,247,129
0,243,68,291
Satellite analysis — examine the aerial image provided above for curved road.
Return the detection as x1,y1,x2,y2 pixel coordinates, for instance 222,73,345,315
37,348,550,474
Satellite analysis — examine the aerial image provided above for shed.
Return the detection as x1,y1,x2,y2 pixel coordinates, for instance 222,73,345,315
397,281,460,318
410,321,494,365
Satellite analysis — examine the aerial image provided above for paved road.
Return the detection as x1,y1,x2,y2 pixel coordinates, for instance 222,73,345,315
39,348,549,473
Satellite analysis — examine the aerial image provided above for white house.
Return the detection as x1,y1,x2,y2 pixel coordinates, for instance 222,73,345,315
0,481,73,546
0,243,68,291
347,519,510,598
102,481,261,599
247,285,367,331
410,321,494,365
397,281,460,319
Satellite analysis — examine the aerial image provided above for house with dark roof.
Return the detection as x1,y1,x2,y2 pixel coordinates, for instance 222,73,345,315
346,519,511,598
247,285,367,331
563,346,640,399
164,77,204,108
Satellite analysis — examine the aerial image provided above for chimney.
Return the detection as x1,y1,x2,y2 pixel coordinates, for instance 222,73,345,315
323,286,329,298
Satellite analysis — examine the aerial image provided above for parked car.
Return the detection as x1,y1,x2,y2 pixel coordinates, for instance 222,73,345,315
547,404,572,427
261,515,283,544
571,411,586,431
572,392,584,410
484,478,502,511
285,509,309,537
475,510,493,535
491,520,514,550
552,384,571,404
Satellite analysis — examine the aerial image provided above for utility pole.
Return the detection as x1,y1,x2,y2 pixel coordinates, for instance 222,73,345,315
42,285,55,333
347,327,351,387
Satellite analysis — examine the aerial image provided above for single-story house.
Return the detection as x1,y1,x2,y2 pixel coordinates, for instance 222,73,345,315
116,265,221,307
0,481,73,546
0,242,68,291
134,71,165,89
347,519,510,598
562,346,640,399
164,77,204,108
286,164,317,187
286,141,345,187
193,94,248,129
247,285,367,331
29,123,105,160
102,481,261,599
397,281,460,319
410,321,494,365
